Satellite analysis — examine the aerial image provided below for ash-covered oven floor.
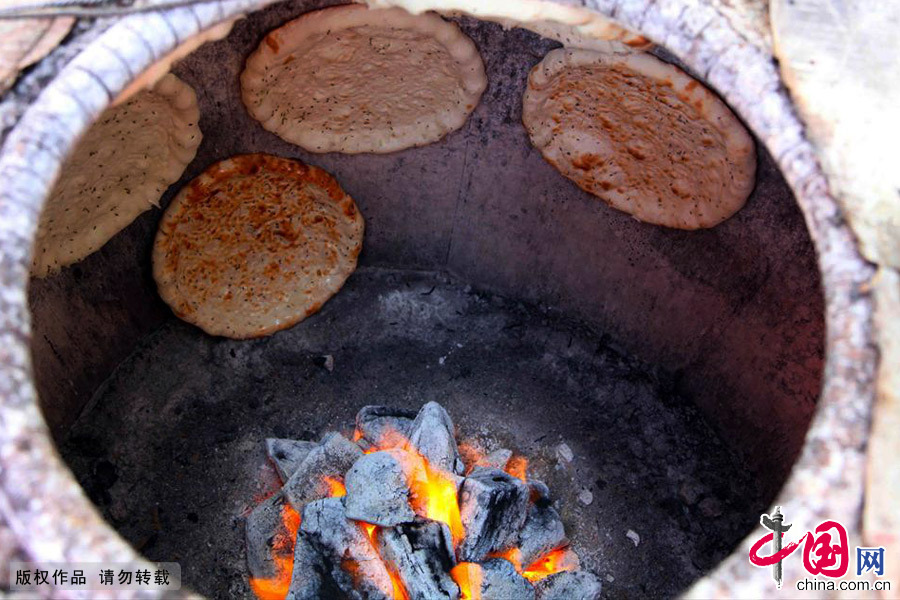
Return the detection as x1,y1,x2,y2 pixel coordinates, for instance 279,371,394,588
61,267,763,598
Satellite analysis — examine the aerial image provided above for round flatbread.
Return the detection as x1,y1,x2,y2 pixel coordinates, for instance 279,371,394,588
240,5,486,154
523,48,756,229
152,154,364,339
32,73,201,276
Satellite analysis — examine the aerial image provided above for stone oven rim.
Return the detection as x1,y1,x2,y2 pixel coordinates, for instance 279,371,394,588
0,0,876,597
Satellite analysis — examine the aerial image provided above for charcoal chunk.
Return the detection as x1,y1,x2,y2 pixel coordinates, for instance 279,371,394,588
266,438,318,482
286,533,327,600
345,449,425,526
356,405,416,449
480,558,535,600
283,433,362,511
528,480,550,503
245,492,291,580
301,497,393,600
458,467,529,562
475,448,512,471
535,570,602,600
405,402,464,475
519,504,567,567
377,519,460,600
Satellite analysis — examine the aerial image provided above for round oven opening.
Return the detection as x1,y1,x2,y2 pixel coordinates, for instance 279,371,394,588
0,0,874,598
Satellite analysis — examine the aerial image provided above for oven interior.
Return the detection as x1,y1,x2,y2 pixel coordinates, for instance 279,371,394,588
26,1,825,596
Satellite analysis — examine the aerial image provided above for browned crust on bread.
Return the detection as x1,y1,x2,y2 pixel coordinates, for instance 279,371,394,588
153,153,364,338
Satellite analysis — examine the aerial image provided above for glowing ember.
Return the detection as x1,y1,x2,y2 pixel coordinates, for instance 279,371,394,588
457,441,485,473
248,503,300,600
407,455,465,546
488,547,523,572
450,562,483,600
358,427,465,547
361,522,378,545
250,404,595,599
323,476,346,497
522,547,579,583
389,569,411,600
249,555,293,600
505,455,528,482
358,521,410,600
488,545,576,583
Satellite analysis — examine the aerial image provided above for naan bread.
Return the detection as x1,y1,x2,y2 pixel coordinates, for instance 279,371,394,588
32,73,201,276
523,49,756,229
241,5,486,154
152,154,364,339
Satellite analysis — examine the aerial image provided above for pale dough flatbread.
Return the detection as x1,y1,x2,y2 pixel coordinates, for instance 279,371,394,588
523,48,756,229
152,154,364,339
32,73,201,276
241,5,486,154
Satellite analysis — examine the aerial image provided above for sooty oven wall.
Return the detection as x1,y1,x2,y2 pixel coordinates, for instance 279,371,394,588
28,0,823,497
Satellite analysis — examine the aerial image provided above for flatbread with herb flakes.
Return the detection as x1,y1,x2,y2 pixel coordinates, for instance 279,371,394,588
523,48,756,229
33,73,201,276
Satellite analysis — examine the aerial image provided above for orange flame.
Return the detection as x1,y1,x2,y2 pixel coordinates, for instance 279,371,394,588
324,476,347,497
407,456,465,546
457,441,485,474
249,503,301,600
505,455,528,482
357,522,409,600
450,563,483,600
361,522,378,545
251,430,532,600
361,428,465,547
389,569,410,600
250,556,293,600
488,547,523,572
522,547,579,583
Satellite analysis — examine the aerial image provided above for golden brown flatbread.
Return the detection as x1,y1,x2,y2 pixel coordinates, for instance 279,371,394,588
523,48,756,229
152,154,364,338
241,5,486,154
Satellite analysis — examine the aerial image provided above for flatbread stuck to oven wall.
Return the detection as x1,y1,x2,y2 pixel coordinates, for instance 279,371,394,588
152,154,364,339
241,4,486,154
523,48,756,230
32,73,201,277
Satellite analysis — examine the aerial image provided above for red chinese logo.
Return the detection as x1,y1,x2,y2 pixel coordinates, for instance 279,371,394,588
749,508,849,587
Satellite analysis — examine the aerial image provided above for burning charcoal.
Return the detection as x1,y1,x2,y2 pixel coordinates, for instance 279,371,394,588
301,497,393,600
266,438,318,482
283,433,362,511
534,570,602,600
356,405,416,449
344,449,426,526
286,534,328,600
458,467,529,562
475,448,512,471
376,519,460,600
245,492,291,580
480,558,535,600
405,401,464,475
518,502,567,568
528,480,550,503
